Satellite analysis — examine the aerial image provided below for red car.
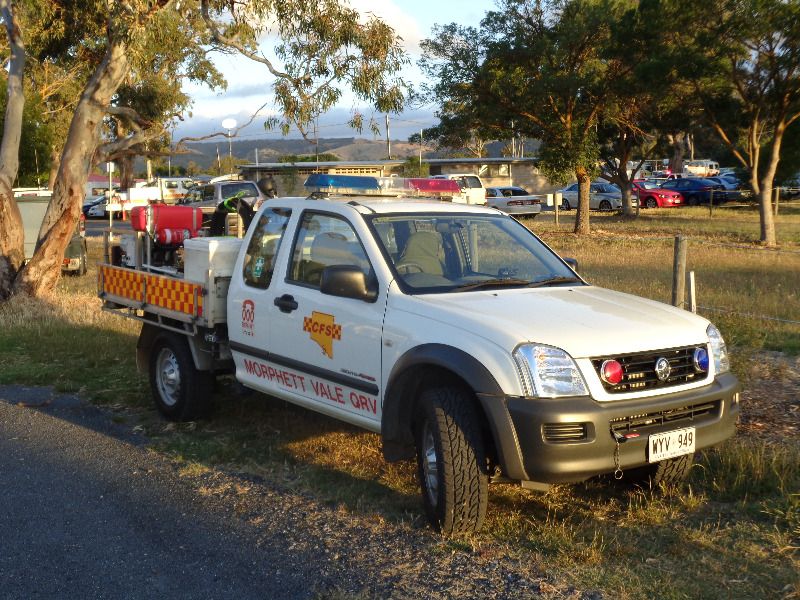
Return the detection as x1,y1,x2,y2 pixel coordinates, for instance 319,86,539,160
632,180,684,208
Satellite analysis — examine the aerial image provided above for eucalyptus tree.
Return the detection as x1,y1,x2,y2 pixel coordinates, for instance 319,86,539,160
0,0,26,296
420,0,614,234
0,0,408,298
642,0,800,245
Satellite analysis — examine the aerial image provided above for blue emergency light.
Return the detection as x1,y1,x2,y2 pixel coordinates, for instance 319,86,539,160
303,173,462,199
304,174,381,191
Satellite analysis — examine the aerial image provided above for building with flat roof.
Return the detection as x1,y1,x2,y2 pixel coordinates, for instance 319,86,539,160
238,156,558,196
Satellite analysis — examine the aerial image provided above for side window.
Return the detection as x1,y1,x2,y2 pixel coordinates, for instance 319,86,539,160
242,208,292,289
463,176,482,189
288,213,371,288
222,182,258,200
202,185,215,202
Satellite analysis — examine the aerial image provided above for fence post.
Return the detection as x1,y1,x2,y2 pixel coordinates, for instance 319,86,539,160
554,192,560,228
672,235,688,308
774,186,781,216
708,188,714,217
687,270,696,313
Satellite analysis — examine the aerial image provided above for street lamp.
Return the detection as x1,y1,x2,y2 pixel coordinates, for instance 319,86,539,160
221,118,237,164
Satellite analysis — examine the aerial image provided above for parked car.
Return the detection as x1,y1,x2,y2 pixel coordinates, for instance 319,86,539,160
180,179,266,211
558,182,622,211
779,173,800,198
485,186,543,217
85,197,114,218
659,178,727,205
631,180,684,208
706,176,747,201
82,194,107,217
430,174,486,205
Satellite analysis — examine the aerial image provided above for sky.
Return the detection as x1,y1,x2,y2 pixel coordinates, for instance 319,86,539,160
174,1,488,144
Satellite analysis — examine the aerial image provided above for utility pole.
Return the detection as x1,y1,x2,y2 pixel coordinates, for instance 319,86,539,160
511,120,516,157
385,114,391,159
419,128,423,176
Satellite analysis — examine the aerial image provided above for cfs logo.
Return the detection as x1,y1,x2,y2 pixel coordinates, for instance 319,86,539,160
242,299,255,336
303,311,341,358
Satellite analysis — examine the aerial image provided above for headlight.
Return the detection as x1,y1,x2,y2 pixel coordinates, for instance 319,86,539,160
513,344,588,398
706,324,730,374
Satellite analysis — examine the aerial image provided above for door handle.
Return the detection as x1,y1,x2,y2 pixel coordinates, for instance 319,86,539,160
274,294,298,313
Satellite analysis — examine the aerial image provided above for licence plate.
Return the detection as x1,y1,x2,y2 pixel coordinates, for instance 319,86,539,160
648,427,695,463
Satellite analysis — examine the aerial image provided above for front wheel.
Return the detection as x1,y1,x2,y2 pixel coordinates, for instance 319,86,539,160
599,199,612,211
561,199,571,210
624,452,695,488
414,386,488,535
645,197,658,209
149,333,213,421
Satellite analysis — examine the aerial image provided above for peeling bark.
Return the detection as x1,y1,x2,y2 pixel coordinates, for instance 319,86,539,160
13,40,131,297
0,0,26,300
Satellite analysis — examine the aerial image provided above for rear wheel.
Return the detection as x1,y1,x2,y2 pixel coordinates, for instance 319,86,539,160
414,386,488,535
149,333,213,421
686,194,700,206
561,199,571,210
645,197,658,209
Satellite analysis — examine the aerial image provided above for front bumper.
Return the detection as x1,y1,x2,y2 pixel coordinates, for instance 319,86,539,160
478,372,740,484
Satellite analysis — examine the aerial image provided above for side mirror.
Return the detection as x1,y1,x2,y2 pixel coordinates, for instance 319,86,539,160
564,257,579,272
320,265,378,302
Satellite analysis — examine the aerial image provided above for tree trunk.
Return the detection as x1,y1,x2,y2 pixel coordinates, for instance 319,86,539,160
120,155,135,190
13,40,131,297
0,1,26,300
667,132,687,174
574,167,591,234
756,124,785,247
47,145,60,190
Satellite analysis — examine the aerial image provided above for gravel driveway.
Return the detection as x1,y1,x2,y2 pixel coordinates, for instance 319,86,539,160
0,386,583,600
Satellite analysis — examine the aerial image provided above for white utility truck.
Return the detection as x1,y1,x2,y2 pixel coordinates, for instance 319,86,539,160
98,174,740,534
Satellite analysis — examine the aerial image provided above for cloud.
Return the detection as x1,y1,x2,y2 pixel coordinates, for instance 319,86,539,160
173,105,438,142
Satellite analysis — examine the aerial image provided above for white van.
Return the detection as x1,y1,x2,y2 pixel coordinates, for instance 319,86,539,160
684,160,720,177
430,174,486,205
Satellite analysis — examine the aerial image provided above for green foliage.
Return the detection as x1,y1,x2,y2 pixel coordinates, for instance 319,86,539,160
400,156,429,177
0,86,53,187
212,0,409,138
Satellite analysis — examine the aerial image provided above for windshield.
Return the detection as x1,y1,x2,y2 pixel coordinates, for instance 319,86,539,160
369,213,582,293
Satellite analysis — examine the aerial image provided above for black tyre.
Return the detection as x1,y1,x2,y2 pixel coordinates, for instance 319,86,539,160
645,197,658,209
148,333,213,421
599,199,612,211
687,194,700,206
562,199,571,210
78,245,88,276
624,452,695,488
414,386,488,535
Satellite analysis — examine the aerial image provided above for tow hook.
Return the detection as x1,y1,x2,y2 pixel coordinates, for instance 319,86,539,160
610,430,640,479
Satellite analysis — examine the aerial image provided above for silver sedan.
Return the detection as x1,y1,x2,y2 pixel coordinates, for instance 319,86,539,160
557,182,622,211
485,186,543,217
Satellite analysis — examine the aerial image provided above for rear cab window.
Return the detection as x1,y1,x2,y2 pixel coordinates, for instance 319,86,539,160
242,208,292,289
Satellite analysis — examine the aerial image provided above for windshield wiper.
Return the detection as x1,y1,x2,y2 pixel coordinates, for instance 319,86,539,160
526,276,583,288
452,278,532,292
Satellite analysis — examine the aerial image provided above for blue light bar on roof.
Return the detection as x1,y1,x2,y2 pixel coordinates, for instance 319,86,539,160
304,173,381,192
304,173,462,200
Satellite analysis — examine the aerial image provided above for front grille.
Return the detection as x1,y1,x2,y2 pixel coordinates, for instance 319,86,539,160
609,401,719,434
591,345,708,394
543,423,588,443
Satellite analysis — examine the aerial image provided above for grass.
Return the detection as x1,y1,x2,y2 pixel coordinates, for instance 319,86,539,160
1,207,799,599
